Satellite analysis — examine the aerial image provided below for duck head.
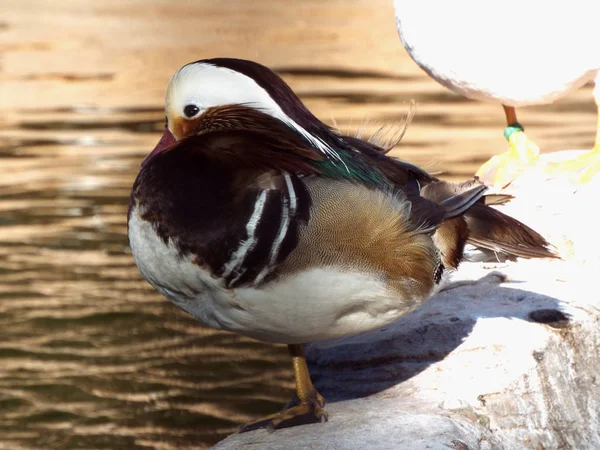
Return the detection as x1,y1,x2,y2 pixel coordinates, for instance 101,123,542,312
143,58,344,167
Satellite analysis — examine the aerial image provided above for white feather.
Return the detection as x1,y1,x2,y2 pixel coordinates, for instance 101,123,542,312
130,203,430,344
253,173,297,285
166,63,345,164
394,0,599,106
222,190,267,282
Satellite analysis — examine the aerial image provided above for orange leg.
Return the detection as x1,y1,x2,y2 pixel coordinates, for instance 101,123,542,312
239,344,328,433
475,105,540,188
503,104,518,125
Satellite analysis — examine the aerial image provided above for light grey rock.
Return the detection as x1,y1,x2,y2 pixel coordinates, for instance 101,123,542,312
215,172,600,450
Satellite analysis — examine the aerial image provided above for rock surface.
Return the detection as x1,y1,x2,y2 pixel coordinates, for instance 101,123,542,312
215,166,600,450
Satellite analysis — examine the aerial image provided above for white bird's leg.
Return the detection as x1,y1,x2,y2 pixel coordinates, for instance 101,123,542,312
475,105,539,188
594,74,600,153
545,74,600,184
577,75,600,182
502,106,540,163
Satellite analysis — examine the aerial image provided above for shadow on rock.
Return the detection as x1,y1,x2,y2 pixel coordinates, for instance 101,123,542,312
306,271,566,402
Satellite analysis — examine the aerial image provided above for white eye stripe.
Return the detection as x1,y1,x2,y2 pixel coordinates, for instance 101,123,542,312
166,62,347,170
222,190,268,283
253,172,296,286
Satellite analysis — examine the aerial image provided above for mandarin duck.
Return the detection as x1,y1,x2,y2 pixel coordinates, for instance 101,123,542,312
128,58,556,432
394,0,600,187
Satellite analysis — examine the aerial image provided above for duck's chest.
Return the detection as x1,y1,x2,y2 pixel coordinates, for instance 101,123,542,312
128,205,417,344
126,153,307,332
126,153,254,327
127,203,228,326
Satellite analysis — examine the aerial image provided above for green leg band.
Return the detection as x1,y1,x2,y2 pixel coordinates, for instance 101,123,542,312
504,122,525,140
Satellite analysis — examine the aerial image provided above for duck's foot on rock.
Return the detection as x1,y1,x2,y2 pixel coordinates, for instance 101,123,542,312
544,148,600,185
475,127,540,188
239,393,328,433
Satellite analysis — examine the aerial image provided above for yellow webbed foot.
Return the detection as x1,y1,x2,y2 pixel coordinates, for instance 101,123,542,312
544,148,600,184
579,152,600,183
476,124,540,188
239,391,328,433
544,86,600,185
239,344,328,433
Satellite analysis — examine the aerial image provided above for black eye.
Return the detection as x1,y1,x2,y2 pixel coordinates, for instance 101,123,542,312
184,104,200,118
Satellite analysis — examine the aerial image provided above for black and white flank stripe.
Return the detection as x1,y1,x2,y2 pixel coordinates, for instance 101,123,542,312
221,173,309,288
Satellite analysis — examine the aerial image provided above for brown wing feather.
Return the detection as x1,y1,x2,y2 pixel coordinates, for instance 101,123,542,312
344,136,557,261
173,105,326,175
279,177,439,303
464,204,557,259
483,194,514,206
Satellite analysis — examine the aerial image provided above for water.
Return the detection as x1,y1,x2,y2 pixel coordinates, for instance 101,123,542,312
0,0,596,448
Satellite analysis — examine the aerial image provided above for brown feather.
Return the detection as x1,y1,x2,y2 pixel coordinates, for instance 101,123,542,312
419,181,487,269
464,204,557,259
421,181,487,219
434,218,470,269
343,136,557,261
483,194,514,206
166,105,327,175
278,178,439,305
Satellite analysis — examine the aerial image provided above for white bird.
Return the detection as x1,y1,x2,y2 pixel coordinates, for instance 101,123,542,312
394,0,600,186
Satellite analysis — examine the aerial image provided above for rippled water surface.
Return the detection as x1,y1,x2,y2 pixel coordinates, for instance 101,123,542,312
0,1,597,448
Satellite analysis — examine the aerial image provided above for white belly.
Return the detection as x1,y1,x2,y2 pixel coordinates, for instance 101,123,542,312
128,206,426,344
223,268,422,344
395,0,600,106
